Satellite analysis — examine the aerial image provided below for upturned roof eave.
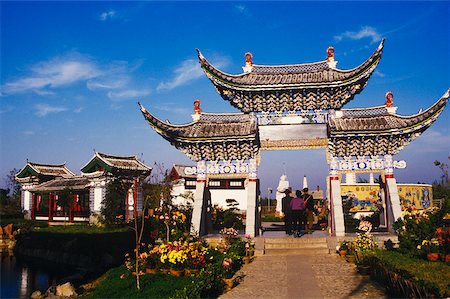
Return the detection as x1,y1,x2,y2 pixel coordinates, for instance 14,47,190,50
15,162,76,179
330,89,449,136
197,39,384,88
139,102,258,141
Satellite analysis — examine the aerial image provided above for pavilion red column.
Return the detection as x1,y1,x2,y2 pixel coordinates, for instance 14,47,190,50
48,193,53,222
31,194,36,220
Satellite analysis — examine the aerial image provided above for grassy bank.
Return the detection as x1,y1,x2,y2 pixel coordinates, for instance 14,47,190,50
88,266,193,298
370,250,450,297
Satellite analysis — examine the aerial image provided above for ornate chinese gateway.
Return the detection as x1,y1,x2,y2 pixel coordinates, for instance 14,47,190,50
140,40,449,237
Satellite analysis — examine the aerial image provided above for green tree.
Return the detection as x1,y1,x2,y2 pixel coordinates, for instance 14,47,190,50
434,158,449,186
57,187,73,224
0,168,22,217
101,178,128,225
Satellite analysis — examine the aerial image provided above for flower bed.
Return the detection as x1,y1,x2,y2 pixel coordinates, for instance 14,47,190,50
96,226,252,298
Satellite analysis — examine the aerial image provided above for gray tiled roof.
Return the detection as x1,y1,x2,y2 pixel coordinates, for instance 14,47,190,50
197,40,385,112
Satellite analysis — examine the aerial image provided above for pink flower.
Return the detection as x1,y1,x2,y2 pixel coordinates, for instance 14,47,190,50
222,257,233,268
120,274,125,279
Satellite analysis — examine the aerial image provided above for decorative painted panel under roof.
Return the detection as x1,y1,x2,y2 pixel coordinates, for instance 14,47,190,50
328,90,449,157
16,162,75,183
32,176,90,192
197,39,385,112
81,152,151,174
139,103,259,161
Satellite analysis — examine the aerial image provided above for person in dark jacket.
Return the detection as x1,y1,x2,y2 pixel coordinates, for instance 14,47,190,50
282,188,293,235
303,188,315,233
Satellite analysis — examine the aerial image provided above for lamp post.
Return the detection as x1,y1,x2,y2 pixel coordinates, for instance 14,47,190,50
267,188,272,210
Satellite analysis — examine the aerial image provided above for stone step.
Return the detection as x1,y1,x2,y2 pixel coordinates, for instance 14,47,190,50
264,248,330,255
265,242,328,250
264,237,328,244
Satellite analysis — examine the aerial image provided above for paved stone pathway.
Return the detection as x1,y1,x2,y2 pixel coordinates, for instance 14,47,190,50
220,253,387,299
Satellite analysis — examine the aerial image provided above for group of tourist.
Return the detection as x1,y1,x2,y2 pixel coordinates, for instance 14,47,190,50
281,187,316,235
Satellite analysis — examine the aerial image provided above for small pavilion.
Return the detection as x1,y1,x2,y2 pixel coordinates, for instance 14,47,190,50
16,152,151,223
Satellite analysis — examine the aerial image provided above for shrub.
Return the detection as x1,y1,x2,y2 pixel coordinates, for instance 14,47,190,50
393,206,448,255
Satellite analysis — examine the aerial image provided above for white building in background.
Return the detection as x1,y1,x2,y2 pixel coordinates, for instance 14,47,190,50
169,164,249,210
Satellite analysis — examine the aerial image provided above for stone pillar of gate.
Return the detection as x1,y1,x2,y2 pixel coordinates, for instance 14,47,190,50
21,183,35,220
383,155,403,233
191,160,207,236
329,156,345,236
245,158,259,237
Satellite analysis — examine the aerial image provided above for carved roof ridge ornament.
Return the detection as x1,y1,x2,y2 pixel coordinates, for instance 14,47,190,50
192,99,202,121
243,52,253,73
326,46,337,68
197,39,385,112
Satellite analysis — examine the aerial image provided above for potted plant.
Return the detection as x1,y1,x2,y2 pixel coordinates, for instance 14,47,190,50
338,241,349,256
221,257,235,290
144,250,160,274
345,242,356,263
243,234,254,264
418,239,440,261
185,241,206,275
356,253,371,275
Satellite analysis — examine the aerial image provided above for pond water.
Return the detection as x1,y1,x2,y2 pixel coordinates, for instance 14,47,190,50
1,252,76,299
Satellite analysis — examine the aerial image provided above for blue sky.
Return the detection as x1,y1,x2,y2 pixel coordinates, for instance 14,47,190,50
1,1,449,195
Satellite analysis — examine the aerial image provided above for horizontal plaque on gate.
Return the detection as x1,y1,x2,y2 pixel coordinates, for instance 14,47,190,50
184,161,252,175
337,158,406,172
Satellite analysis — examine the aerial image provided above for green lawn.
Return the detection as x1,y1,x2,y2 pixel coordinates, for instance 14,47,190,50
88,266,193,298
371,250,450,297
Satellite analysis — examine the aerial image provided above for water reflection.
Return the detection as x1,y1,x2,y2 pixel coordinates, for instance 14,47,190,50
1,251,67,299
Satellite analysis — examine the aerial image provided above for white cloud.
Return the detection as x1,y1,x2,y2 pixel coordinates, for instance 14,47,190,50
86,78,128,91
35,104,67,117
107,89,150,101
99,10,116,21
234,4,252,17
157,56,229,91
374,70,385,78
411,129,450,153
334,26,382,44
157,59,203,91
22,130,35,136
155,104,191,116
74,107,83,113
1,54,99,95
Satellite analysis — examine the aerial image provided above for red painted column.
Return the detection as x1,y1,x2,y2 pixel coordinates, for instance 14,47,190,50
125,191,129,221
31,193,36,220
133,179,137,218
48,193,53,222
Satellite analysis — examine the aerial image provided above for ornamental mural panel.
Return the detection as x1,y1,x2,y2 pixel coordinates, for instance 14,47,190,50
397,184,432,211
341,184,381,213
341,183,433,212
